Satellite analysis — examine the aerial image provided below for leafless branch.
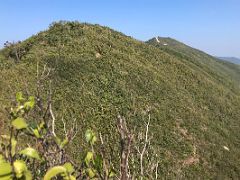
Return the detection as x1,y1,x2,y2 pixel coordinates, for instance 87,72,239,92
139,114,150,178
155,161,159,179
61,117,67,135
48,80,56,137
117,115,134,180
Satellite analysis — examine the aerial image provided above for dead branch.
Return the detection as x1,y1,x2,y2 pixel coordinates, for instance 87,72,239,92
139,114,150,178
117,115,134,180
48,80,56,137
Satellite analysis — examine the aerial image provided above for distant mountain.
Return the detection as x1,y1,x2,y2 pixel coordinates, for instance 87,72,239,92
217,57,240,64
1,23,240,178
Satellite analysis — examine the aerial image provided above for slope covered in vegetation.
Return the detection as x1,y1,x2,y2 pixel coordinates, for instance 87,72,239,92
147,37,240,85
218,57,240,65
0,21,240,179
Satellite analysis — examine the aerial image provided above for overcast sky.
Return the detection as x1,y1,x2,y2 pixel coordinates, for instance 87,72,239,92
0,0,239,58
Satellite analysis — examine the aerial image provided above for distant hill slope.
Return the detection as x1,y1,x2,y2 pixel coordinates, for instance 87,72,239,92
217,57,240,64
147,37,240,84
0,22,240,179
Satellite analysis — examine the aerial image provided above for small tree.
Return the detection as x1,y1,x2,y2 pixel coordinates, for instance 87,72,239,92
4,41,26,63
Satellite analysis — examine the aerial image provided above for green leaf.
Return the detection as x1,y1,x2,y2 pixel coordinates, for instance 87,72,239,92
54,136,61,146
85,129,97,145
108,168,116,178
13,160,27,178
85,152,93,166
86,168,96,178
13,160,32,180
24,96,35,109
12,117,28,130
60,137,69,149
32,128,41,138
69,175,76,180
0,160,12,179
19,147,41,160
63,162,74,174
38,121,45,130
93,154,103,171
91,135,97,145
11,138,17,156
25,170,33,180
43,166,67,180
85,129,92,143
16,92,25,103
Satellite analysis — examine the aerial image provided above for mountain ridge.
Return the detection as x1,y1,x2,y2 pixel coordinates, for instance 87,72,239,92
217,56,240,64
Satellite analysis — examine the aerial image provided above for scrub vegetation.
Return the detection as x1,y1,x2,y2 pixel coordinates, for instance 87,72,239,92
0,21,240,179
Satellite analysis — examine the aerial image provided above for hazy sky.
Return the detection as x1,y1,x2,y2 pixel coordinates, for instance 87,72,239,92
0,0,239,58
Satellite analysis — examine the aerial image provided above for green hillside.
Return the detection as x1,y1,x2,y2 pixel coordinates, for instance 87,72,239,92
218,57,240,65
0,21,240,179
147,37,240,85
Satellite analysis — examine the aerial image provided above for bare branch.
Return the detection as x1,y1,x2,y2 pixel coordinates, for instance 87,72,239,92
48,80,56,137
139,114,150,178
117,115,134,180
155,161,159,179
61,117,67,135
69,118,78,141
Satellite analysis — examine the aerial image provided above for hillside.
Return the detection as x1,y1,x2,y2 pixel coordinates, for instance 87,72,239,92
0,21,240,179
147,37,240,85
218,57,240,65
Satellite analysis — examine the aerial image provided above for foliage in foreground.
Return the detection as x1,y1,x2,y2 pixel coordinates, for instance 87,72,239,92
0,91,157,179
0,92,116,179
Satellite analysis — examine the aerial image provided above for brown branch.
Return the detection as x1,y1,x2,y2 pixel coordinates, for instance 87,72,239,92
117,115,134,180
